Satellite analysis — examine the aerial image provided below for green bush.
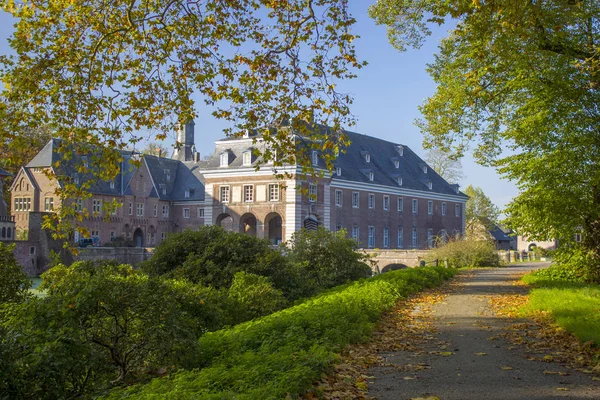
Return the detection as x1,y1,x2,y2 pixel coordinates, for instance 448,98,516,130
0,242,31,304
428,239,500,268
550,246,600,283
103,267,455,399
226,272,287,324
523,264,587,285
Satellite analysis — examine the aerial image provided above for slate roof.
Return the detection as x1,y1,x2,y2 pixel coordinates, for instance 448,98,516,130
144,155,205,201
0,167,11,177
490,224,515,242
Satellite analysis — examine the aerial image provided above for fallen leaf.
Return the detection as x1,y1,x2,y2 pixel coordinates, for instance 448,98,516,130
403,376,416,380
500,366,513,370
475,352,487,356
543,370,560,375
556,387,569,391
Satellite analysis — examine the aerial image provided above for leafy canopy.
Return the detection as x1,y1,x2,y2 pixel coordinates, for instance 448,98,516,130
369,1,600,259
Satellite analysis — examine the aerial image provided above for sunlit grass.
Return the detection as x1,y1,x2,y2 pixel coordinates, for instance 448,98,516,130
29,277,45,298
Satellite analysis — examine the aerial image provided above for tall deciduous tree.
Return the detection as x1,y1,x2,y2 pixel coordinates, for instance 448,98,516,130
464,185,499,239
369,1,600,275
0,0,364,241
424,147,464,184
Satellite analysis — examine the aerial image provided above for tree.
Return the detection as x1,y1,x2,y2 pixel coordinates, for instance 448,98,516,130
369,1,600,277
141,142,171,157
0,242,31,304
0,1,365,241
424,147,464,184
464,185,499,239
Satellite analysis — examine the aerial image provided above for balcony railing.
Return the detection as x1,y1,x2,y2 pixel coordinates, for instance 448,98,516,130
0,215,15,223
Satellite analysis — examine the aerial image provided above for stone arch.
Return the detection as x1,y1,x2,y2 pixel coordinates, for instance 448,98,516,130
381,263,409,273
528,243,537,251
265,212,283,245
133,228,144,247
239,213,257,237
216,213,235,232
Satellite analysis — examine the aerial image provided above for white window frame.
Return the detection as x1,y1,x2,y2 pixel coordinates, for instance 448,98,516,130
93,199,102,215
335,189,342,207
268,184,280,202
308,183,317,203
75,199,83,212
153,204,158,217
397,177,403,186
183,208,190,219
243,184,254,203
220,186,230,203
197,208,204,218
336,167,342,176
368,226,375,248
368,193,375,209
442,202,447,216
383,195,390,211
184,190,190,198
369,172,374,181
352,225,359,242
412,199,418,214
44,197,54,211
383,227,389,248
365,153,370,163
455,204,461,217
394,160,400,168
428,200,433,215
162,205,169,218
243,151,252,166
220,153,229,167
136,203,144,217
128,202,133,215
397,227,403,249
110,181,115,189
352,192,359,208
397,197,404,212
311,150,318,166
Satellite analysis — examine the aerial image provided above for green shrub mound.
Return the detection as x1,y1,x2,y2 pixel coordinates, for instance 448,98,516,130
428,239,500,268
103,267,455,399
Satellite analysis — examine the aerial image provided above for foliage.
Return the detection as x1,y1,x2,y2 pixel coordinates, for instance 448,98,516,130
0,0,365,242
0,261,207,399
428,238,500,268
141,142,170,157
552,246,600,283
226,272,287,325
423,147,464,184
522,271,600,345
142,226,293,294
464,185,499,239
0,242,31,304
286,227,373,297
103,267,455,399
369,0,600,277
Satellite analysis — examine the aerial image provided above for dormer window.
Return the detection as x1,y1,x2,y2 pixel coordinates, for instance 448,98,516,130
220,152,229,167
311,150,318,166
81,156,88,168
336,167,342,176
166,173,171,181
428,181,433,190
110,182,115,189
184,190,190,198
365,153,370,163
394,160,400,168
397,177,403,186
159,184,166,195
369,172,374,181
243,151,252,166
71,173,79,185
397,146,404,156
422,165,428,173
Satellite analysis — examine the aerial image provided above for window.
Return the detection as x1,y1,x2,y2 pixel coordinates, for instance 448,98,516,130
91,230,99,238
369,172,374,181
422,165,428,173
110,181,115,189
575,232,582,242
26,198,31,211
352,225,359,242
166,173,171,181
412,228,418,248
427,228,433,248
220,186,230,203
153,204,158,217
440,229,447,245
136,203,144,216
44,197,54,211
75,199,83,212
110,231,116,241
383,195,390,211
334,190,342,206
220,153,229,167
184,190,190,198
397,145,404,156
336,167,342,176
71,173,79,185
368,193,375,209
183,208,190,219
161,232,167,240
368,226,375,248
364,153,370,163
311,150,318,166
412,199,418,214
162,205,169,217
159,184,166,195
442,202,447,216
397,227,403,248
243,151,252,166
427,181,433,190
352,192,359,208
93,199,102,215
244,185,254,202
397,177,403,186
455,204,461,217
397,197,404,212
269,184,280,202
128,202,133,215
383,227,389,248
308,183,317,203
29,246,35,255
428,200,433,215
394,160,400,168
197,208,204,218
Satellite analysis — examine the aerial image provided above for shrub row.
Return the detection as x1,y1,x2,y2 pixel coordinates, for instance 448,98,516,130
428,239,500,268
104,266,455,399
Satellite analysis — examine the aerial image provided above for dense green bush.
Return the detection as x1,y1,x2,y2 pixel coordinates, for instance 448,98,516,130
428,239,500,268
550,246,600,283
0,242,31,304
103,267,455,399
226,272,287,324
523,263,587,285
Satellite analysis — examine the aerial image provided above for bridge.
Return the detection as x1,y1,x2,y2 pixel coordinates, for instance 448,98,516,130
362,249,431,274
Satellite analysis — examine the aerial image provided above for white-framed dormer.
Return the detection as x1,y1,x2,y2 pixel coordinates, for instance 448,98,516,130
335,167,342,177
220,152,230,167
369,172,374,181
420,163,428,174
311,150,318,166
242,150,253,166
397,177,403,186
361,151,371,163
397,145,404,157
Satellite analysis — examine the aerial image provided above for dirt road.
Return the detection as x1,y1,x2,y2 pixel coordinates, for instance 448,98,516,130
368,264,600,400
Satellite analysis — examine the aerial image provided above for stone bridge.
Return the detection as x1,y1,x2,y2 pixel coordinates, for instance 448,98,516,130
362,249,432,274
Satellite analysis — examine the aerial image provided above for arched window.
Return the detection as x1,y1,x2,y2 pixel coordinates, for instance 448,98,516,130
6,227,11,239
1,227,5,238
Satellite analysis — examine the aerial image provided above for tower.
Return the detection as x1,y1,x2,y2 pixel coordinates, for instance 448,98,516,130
172,120,196,162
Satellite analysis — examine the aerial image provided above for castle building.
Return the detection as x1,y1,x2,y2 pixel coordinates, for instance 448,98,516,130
0,167,16,241
10,123,467,250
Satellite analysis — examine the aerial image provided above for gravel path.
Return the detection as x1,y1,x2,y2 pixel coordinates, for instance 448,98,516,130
368,264,600,400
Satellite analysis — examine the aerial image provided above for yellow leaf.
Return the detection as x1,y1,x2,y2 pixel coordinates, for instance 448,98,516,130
556,387,569,391
500,366,513,370
475,352,487,356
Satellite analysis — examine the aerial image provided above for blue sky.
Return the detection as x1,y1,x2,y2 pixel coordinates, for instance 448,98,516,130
0,4,518,210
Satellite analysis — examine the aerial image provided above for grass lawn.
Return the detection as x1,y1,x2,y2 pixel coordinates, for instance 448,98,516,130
522,272,600,345
29,277,45,297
